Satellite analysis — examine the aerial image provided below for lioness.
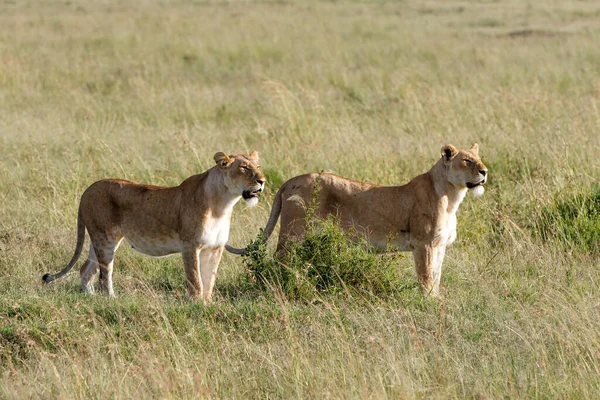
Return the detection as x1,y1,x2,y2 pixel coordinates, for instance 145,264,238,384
43,151,265,304
226,144,487,297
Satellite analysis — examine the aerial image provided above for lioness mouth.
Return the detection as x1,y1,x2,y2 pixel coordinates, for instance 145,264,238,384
467,181,483,189
242,189,261,199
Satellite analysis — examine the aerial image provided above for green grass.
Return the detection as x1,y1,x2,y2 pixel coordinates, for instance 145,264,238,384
241,220,413,301
537,187,600,254
1,0,600,398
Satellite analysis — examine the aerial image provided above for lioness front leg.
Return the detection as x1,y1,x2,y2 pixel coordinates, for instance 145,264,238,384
182,247,202,300
199,246,224,305
432,245,446,297
80,245,99,294
412,245,436,297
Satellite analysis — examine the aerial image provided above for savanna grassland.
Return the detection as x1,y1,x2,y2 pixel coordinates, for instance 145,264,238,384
1,0,600,398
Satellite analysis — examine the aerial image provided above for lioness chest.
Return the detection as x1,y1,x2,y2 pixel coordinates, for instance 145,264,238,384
197,214,231,248
434,213,458,247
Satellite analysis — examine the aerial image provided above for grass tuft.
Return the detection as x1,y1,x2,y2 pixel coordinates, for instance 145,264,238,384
0,325,32,366
242,217,412,301
537,187,600,254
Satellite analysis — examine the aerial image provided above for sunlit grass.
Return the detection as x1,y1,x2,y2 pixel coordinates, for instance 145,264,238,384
1,0,600,398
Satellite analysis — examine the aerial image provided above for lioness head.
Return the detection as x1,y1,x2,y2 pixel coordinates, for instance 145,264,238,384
441,143,488,197
214,151,266,206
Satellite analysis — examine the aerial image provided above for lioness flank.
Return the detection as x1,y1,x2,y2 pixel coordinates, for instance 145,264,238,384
43,151,265,304
226,144,487,297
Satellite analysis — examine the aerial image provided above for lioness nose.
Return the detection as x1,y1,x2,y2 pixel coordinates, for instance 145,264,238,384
257,179,265,185
480,170,488,176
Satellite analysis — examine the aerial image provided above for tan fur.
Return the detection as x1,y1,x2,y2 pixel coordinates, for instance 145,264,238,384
43,151,265,304
227,144,487,297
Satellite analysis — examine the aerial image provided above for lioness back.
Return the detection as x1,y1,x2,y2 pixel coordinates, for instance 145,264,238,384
80,179,184,251
276,172,421,251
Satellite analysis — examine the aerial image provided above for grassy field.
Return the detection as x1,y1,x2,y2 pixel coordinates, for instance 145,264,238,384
1,0,600,397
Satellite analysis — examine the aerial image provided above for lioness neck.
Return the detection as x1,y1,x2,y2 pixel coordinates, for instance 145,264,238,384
429,160,468,215
202,167,242,216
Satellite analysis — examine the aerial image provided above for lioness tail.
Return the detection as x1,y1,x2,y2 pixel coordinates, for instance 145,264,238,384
42,207,86,283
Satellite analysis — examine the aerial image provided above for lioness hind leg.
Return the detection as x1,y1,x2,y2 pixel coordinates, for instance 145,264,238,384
199,246,224,305
92,236,123,297
275,237,293,258
80,245,99,294
275,232,309,260
275,219,307,257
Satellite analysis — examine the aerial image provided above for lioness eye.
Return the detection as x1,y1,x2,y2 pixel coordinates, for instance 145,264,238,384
464,159,472,164
240,166,248,171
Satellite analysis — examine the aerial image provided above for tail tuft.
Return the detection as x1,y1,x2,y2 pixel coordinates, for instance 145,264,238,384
42,273,52,284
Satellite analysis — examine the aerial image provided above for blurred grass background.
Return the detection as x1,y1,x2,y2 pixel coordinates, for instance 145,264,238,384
1,0,600,398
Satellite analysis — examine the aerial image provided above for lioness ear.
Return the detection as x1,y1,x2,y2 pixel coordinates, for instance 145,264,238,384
441,144,458,161
471,143,479,154
248,151,259,162
214,152,234,169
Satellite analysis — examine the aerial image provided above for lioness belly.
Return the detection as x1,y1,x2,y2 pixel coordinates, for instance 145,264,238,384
369,231,413,252
126,234,182,257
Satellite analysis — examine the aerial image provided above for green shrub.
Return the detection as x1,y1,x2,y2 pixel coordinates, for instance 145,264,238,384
537,188,600,254
241,217,412,301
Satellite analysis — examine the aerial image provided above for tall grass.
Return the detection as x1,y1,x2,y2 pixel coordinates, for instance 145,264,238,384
1,0,600,398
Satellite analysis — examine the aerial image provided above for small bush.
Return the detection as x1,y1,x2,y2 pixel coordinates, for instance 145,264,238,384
536,188,600,254
241,217,412,301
